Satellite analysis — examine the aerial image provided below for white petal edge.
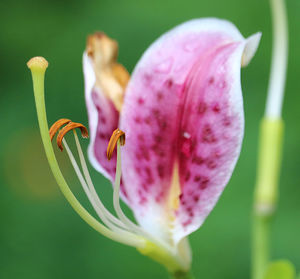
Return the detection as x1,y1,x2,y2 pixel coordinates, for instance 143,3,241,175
241,32,262,67
83,52,112,181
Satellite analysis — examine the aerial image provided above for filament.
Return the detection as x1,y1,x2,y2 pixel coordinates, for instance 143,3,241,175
62,137,125,233
72,131,128,230
113,142,158,241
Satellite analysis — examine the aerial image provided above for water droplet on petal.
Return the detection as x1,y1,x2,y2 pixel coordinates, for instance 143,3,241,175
155,57,173,73
183,132,191,139
218,81,226,89
184,40,199,52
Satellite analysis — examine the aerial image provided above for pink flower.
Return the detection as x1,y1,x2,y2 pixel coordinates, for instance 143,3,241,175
28,18,261,273
84,18,260,260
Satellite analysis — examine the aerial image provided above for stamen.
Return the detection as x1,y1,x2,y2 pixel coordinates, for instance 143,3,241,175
49,119,146,235
72,130,129,230
107,128,125,160
49,118,71,141
62,136,128,233
56,122,89,151
107,131,156,240
27,56,145,248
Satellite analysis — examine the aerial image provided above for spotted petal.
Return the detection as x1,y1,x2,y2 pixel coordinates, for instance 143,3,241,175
83,33,130,199
120,19,261,244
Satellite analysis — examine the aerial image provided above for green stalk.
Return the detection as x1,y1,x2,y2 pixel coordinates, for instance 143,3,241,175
168,270,195,279
252,0,288,278
252,119,284,279
252,208,271,279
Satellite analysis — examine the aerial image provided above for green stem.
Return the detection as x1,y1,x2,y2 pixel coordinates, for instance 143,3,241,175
252,213,271,279
169,270,195,279
252,119,284,279
252,0,288,277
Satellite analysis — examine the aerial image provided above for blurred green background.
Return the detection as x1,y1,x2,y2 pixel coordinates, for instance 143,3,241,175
0,0,299,278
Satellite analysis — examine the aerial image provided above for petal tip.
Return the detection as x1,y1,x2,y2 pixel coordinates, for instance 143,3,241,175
241,32,262,67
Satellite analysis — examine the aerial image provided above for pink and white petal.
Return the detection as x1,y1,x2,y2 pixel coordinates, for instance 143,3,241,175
173,42,246,243
120,18,260,244
83,53,119,183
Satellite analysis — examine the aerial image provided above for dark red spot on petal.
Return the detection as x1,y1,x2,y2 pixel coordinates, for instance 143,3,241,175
182,219,192,227
151,144,165,157
157,92,164,101
137,97,144,105
99,132,106,139
157,164,165,178
134,116,142,124
144,117,151,125
206,159,217,169
143,73,152,84
159,120,168,130
152,109,160,117
212,103,221,113
192,155,204,165
95,105,102,113
202,124,216,143
140,146,150,161
186,207,193,213
213,150,222,158
155,190,165,203
154,134,163,143
139,196,147,205
188,211,194,217
135,152,142,160
199,177,210,190
197,102,207,114
166,79,173,88
100,116,106,124
184,171,191,182
223,116,231,126
142,183,149,192
145,167,154,184
194,175,201,182
208,76,215,84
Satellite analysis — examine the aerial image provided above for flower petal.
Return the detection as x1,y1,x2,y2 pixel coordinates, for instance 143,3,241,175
83,52,119,181
120,18,260,244
241,32,262,67
83,33,130,199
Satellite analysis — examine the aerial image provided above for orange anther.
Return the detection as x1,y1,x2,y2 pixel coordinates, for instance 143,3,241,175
56,122,89,151
49,119,72,141
106,129,125,160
